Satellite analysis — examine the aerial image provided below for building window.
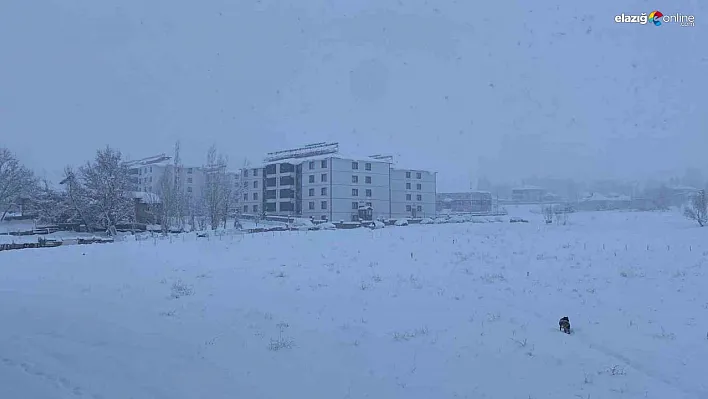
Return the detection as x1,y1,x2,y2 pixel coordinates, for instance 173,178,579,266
309,175,315,183
321,201,327,210
321,160,327,168
309,161,315,170
243,181,248,188
150,167,153,173
253,205,258,212
321,173,327,182
243,205,248,212
321,187,327,196
352,188,358,196
266,177,276,187
187,177,193,183
253,181,258,189
406,205,411,211
352,175,358,183
309,201,315,210
365,189,372,197
352,202,358,210
416,183,422,190
365,176,371,184
406,194,412,200
416,205,422,212
406,171,411,178
265,202,276,212
188,168,193,174
406,183,411,190
309,188,315,197
253,169,259,176
243,193,248,201
187,187,192,193
265,164,276,175
243,170,248,177
279,163,294,173
253,192,259,200
352,161,359,170
365,202,372,207
365,163,371,171
416,172,422,179
417,194,422,201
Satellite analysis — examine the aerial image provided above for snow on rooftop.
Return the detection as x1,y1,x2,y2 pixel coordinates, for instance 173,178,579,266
512,185,545,191
580,192,631,202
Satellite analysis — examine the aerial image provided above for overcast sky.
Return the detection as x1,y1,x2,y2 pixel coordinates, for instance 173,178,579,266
1,0,706,191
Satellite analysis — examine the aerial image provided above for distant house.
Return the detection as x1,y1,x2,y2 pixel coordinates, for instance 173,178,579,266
576,192,631,211
436,191,492,213
132,192,161,224
511,186,545,203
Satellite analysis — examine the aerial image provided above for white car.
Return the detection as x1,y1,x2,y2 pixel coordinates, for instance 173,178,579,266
317,222,337,230
370,221,385,229
394,219,409,226
419,218,434,224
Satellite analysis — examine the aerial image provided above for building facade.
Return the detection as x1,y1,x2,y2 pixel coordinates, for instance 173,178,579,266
390,168,437,218
436,191,493,213
511,186,546,203
242,142,436,221
125,154,242,220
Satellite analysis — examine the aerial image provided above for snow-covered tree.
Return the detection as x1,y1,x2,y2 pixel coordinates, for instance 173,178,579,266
59,166,93,230
30,179,72,225
684,190,707,227
0,148,36,221
79,146,134,234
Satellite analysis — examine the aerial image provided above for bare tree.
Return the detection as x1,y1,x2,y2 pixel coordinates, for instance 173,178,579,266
157,166,175,233
203,145,230,230
0,148,36,221
684,190,707,227
542,205,553,224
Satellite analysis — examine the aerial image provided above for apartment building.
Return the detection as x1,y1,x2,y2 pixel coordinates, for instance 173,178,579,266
390,168,437,218
243,142,436,221
125,154,241,210
240,166,263,215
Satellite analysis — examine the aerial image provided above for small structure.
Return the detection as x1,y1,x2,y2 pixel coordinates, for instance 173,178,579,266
511,186,546,203
436,191,493,213
132,192,161,224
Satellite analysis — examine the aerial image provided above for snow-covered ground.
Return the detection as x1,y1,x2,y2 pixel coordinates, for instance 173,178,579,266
1,210,707,398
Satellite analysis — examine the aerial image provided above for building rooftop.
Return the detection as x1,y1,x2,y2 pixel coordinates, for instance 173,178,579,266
124,154,172,168
512,185,545,191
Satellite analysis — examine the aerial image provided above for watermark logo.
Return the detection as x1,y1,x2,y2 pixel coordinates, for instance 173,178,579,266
614,10,695,27
649,10,663,26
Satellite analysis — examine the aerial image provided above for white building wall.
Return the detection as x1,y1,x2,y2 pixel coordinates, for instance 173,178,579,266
390,168,436,219
240,167,264,214
300,158,332,220
328,158,390,221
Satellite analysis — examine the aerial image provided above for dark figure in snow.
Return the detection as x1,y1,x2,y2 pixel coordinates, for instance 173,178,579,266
559,316,571,334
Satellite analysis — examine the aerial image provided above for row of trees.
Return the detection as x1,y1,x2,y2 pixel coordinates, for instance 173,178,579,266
0,143,244,234
154,142,243,233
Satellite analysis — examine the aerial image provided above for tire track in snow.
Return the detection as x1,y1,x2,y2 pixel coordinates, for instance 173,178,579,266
0,356,101,398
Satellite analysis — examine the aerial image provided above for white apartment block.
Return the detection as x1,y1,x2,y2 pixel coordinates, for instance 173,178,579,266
125,154,241,211
390,168,437,219
240,166,263,215
244,142,437,221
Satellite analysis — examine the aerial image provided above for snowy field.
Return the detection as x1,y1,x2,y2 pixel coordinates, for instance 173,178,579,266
1,210,707,399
